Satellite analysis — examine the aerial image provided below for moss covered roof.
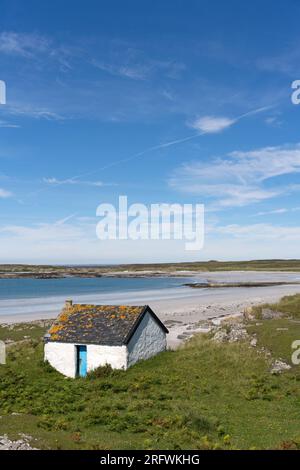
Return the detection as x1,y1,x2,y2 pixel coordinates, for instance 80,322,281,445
45,304,167,346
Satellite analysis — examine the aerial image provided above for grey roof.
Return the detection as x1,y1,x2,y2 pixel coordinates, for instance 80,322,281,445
45,303,168,346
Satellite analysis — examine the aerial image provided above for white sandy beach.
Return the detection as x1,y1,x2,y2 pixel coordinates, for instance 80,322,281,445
1,271,300,348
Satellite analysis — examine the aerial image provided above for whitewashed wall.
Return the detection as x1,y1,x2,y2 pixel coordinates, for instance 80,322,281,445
87,344,127,372
44,342,77,378
127,311,167,367
44,342,128,377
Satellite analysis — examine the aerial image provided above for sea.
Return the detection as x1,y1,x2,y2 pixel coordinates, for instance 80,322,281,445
1,271,300,322
0,276,194,320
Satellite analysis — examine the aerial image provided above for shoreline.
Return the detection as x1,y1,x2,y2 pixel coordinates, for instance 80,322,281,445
0,271,192,280
2,272,300,281
1,272,300,348
184,280,300,288
1,268,300,280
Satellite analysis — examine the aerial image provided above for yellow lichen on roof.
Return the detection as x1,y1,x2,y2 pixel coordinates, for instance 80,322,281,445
58,310,72,323
48,324,64,334
66,304,143,317
67,304,96,314
46,304,148,345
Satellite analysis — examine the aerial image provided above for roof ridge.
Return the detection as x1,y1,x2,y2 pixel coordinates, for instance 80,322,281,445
45,304,160,346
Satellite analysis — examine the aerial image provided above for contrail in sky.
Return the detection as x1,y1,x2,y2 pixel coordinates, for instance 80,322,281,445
25,104,274,200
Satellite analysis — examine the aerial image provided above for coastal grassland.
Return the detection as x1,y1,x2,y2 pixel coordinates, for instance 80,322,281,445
0,317,300,450
247,294,300,364
251,293,300,320
117,259,300,272
2,259,300,278
247,319,300,365
0,321,49,343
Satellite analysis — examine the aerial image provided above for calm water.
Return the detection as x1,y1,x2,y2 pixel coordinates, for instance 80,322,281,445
1,272,300,321
0,276,196,320
0,277,191,301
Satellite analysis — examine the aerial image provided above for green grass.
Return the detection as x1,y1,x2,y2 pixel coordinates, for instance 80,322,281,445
0,322,48,343
0,320,300,450
252,293,300,320
247,318,300,365
2,259,300,277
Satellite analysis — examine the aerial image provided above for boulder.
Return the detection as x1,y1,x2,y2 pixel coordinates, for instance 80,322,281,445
211,324,249,343
261,309,283,320
270,360,291,374
0,434,37,450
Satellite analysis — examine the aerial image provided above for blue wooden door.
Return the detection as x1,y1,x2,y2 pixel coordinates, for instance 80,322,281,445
78,345,87,377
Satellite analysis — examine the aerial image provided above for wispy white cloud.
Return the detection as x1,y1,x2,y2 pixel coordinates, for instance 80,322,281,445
43,177,113,187
265,115,282,127
0,120,20,128
189,106,273,135
215,223,300,241
91,47,186,82
190,116,235,134
92,60,148,80
256,44,300,76
5,105,64,121
2,217,300,263
169,144,300,207
0,188,13,198
255,208,288,216
0,221,83,242
0,31,49,58
36,105,271,197
54,213,77,226
254,207,300,216
195,221,300,260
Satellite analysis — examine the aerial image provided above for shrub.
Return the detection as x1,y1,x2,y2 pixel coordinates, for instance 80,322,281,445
87,364,113,380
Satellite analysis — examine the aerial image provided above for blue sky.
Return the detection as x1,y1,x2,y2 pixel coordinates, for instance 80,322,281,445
1,0,300,263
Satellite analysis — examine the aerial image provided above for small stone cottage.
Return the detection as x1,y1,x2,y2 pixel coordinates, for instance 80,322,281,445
44,300,168,378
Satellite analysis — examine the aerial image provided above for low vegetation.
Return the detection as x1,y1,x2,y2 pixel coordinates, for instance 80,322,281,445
0,297,300,450
2,259,300,278
0,321,49,343
251,293,300,320
247,293,300,367
247,319,300,365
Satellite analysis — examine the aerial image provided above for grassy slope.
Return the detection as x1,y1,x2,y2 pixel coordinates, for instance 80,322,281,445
0,323,47,343
0,317,300,450
247,293,300,364
247,319,300,364
252,293,300,319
